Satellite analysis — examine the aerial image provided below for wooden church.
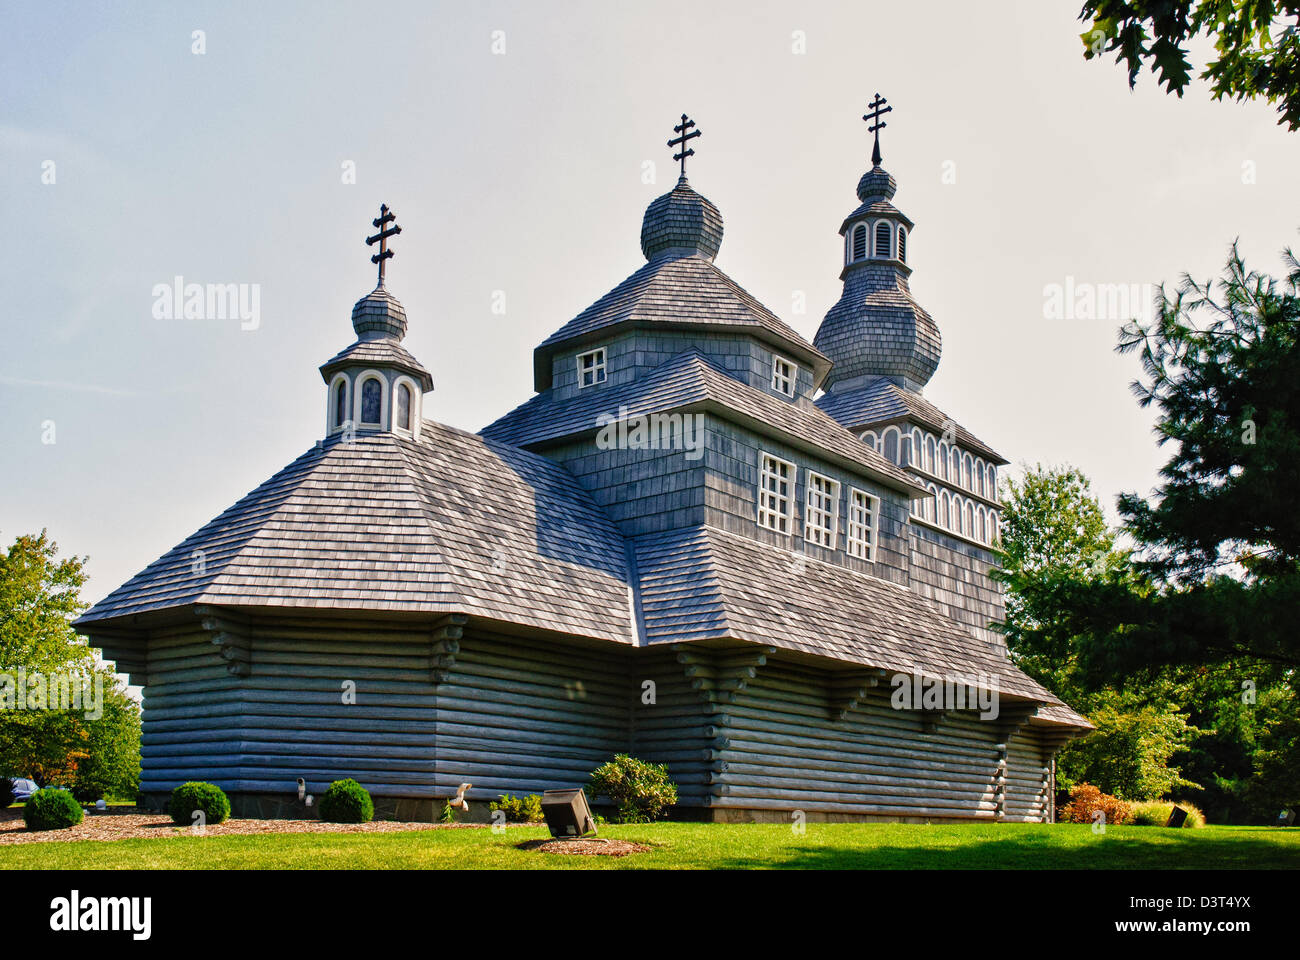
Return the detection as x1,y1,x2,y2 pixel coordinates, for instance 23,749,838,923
77,102,1090,822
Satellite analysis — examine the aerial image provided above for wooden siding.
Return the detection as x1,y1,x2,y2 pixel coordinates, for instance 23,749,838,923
432,629,629,802
128,616,1053,821
909,522,1006,648
708,659,1052,821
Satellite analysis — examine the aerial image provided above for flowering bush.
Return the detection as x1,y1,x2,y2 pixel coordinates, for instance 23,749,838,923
1059,782,1131,825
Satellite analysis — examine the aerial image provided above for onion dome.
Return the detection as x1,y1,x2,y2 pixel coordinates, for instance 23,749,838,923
856,165,897,203
351,284,408,341
640,177,724,261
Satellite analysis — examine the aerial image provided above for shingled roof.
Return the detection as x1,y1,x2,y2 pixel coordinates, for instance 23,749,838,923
632,524,1089,728
817,378,1007,464
75,423,634,643
532,254,830,391
483,349,927,496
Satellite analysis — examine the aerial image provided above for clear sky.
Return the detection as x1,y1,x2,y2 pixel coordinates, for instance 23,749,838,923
2,0,1298,602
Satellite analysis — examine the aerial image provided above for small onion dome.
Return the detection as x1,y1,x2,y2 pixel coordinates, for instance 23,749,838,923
351,285,408,341
640,176,724,261
856,165,897,203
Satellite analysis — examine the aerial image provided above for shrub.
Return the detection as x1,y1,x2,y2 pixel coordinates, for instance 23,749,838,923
23,788,84,831
318,779,373,824
0,778,14,808
588,754,678,824
168,781,231,826
490,793,544,823
1129,800,1207,827
1059,782,1131,826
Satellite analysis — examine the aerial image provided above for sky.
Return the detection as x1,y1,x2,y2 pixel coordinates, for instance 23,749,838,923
2,0,1298,603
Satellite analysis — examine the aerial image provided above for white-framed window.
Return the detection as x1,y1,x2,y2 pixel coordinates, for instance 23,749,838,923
882,426,900,464
758,453,796,534
577,347,607,388
861,430,879,451
771,355,796,397
328,373,349,432
392,374,421,437
851,223,868,262
804,472,840,547
847,487,879,561
354,371,387,427
874,221,892,259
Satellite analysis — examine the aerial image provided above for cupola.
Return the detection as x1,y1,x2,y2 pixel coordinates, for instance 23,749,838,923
319,204,434,439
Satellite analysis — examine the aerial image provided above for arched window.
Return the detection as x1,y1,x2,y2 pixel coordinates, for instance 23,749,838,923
965,501,975,536
939,491,950,528
911,428,923,468
861,430,878,451
897,226,907,263
950,446,960,481
962,453,972,490
987,464,998,501
396,383,412,431
952,495,965,534
975,458,986,498
332,377,348,430
977,506,988,543
883,427,900,464
851,223,868,262
874,221,892,259
360,377,382,425
927,484,938,522
926,435,937,474
937,441,950,480
990,512,999,544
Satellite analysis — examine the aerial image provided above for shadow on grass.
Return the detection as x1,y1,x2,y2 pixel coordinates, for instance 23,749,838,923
709,827,1298,870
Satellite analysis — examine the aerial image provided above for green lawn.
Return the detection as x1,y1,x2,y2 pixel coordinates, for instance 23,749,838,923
3,822,1297,869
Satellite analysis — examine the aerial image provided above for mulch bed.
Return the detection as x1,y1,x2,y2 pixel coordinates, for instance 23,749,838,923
0,808,507,845
516,837,650,857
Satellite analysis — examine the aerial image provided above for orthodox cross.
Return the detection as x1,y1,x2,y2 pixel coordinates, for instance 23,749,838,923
667,114,701,178
863,93,892,166
365,203,402,286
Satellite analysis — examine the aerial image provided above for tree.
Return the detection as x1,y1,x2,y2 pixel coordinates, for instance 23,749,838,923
1079,1,1300,130
995,465,1197,800
0,531,141,798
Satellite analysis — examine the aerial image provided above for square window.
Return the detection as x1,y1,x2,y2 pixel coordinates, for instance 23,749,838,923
758,453,796,534
770,355,796,398
804,472,840,547
847,487,879,560
577,348,607,388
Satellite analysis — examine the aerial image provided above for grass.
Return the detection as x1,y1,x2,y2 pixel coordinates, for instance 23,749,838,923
2,821,1297,869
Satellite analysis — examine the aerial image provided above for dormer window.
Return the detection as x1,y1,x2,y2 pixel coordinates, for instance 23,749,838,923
577,347,607,388
897,226,907,263
359,375,383,425
874,221,892,259
850,223,868,262
771,355,796,397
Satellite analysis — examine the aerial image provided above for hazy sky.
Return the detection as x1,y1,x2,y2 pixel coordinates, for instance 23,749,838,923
3,0,1298,602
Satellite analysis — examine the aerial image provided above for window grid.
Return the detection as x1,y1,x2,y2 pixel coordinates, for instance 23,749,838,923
771,356,796,397
577,348,607,388
847,488,878,560
758,454,796,534
804,473,840,547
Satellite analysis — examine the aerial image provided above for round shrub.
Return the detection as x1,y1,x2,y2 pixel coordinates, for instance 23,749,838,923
168,781,230,826
1129,800,1206,827
23,788,84,832
588,754,678,824
318,779,373,823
